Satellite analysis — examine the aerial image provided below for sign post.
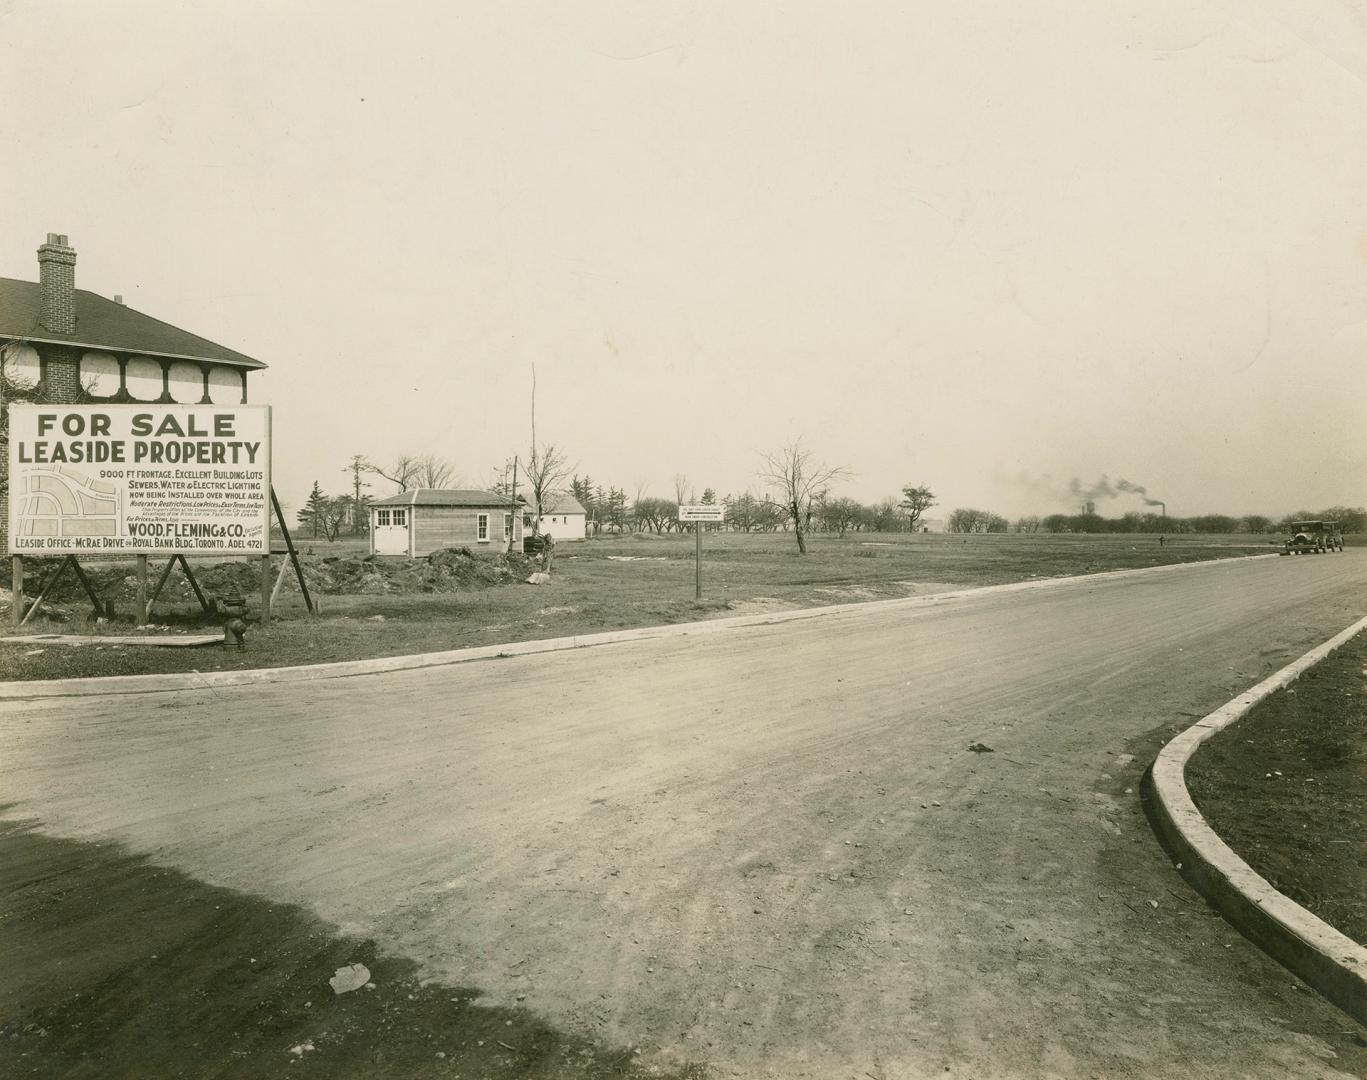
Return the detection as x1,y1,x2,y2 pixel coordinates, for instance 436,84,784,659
678,504,724,600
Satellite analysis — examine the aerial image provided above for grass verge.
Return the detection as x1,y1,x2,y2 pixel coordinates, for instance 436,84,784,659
1,532,1277,682
1185,630,1366,945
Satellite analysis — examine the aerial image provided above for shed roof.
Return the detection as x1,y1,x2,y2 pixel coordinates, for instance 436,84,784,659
371,488,517,509
0,277,265,369
536,492,587,515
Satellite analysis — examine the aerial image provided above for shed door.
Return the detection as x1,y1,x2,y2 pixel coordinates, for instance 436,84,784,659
373,508,410,555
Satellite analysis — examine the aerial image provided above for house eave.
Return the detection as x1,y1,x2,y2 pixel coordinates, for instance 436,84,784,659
0,331,267,370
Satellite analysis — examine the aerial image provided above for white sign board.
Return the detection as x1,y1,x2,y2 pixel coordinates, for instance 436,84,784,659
678,504,725,522
8,404,271,555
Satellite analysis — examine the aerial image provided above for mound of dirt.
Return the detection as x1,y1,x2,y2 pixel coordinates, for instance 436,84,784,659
18,548,543,612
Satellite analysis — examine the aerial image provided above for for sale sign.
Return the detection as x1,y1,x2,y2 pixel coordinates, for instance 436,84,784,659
8,404,271,555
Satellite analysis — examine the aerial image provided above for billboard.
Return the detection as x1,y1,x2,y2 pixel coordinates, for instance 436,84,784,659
8,404,271,555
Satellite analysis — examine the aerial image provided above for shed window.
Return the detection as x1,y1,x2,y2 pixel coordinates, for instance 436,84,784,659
504,513,513,536
392,509,407,526
377,509,391,526
477,513,489,541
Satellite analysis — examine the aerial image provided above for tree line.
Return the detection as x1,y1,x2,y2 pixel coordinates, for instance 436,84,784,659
290,432,1365,551
961,506,1367,535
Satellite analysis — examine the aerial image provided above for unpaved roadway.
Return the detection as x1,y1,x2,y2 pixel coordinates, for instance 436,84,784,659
3,552,1365,1078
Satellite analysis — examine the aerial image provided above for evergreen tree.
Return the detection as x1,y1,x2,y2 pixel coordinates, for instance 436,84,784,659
298,481,328,538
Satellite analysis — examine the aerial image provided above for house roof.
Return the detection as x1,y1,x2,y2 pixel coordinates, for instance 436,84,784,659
0,277,266,369
371,488,517,509
536,493,586,515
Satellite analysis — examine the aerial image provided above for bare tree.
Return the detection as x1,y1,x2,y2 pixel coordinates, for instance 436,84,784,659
819,496,864,538
898,484,936,531
414,453,457,489
629,478,651,532
632,496,677,535
319,497,352,541
367,453,458,492
758,439,849,554
368,454,421,492
672,473,690,507
526,442,572,535
948,508,1008,533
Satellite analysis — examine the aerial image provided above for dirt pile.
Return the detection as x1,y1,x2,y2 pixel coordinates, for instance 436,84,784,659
18,548,542,612
307,547,540,595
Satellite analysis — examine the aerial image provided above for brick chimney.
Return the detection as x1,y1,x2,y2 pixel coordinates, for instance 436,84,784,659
37,232,77,334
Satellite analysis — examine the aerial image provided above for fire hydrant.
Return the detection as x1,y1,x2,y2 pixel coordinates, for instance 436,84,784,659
220,586,248,648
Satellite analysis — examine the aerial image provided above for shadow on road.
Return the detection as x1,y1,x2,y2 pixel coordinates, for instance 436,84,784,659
0,815,706,1079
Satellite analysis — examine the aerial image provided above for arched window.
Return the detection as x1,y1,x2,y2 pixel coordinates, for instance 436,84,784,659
1,343,41,389
207,366,243,404
80,352,120,397
167,361,206,403
125,356,164,401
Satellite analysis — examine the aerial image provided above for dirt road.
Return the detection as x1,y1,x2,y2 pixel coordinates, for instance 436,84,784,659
3,553,1365,1078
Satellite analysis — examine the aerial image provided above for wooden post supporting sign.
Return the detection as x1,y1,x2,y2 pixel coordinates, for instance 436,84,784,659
269,487,315,616
695,520,702,599
678,504,724,600
11,556,22,629
260,554,272,621
135,554,149,625
17,556,73,627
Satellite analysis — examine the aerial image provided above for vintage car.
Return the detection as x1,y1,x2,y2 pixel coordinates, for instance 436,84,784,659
1280,520,1344,555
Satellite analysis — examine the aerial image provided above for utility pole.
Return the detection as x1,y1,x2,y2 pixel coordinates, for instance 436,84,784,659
507,455,519,554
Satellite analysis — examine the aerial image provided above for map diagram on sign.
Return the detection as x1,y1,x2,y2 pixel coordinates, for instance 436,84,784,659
13,466,121,539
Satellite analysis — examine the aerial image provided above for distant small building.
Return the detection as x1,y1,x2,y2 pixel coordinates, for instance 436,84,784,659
525,492,587,541
369,489,522,557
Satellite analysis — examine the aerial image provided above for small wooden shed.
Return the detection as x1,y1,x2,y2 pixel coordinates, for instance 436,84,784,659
369,488,522,557
527,492,587,541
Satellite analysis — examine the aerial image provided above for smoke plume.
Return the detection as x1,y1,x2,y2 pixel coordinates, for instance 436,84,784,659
999,470,1165,512
1070,475,1164,510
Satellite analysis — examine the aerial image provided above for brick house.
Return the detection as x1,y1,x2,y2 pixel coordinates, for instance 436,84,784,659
1,233,267,548
369,489,524,557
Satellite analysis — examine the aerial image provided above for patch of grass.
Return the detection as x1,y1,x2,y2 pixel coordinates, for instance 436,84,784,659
1,532,1275,682
1186,632,1367,944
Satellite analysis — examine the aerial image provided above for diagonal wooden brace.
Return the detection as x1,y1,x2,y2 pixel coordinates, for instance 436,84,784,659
18,556,73,627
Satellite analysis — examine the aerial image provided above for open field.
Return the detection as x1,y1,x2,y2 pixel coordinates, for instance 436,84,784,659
0,532,1286,681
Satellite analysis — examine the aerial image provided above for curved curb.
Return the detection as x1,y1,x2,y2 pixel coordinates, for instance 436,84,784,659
1147,615,1367,1025
1,551,1277,700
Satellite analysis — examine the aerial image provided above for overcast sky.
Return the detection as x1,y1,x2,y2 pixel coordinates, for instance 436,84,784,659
3,1,1364,519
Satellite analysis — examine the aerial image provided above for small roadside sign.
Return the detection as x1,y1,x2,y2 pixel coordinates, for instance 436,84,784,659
678,504,725,522
677,504,722,599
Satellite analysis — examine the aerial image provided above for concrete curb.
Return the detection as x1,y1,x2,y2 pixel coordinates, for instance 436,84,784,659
0,551,1277,700
1147,615,1367,1025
